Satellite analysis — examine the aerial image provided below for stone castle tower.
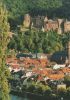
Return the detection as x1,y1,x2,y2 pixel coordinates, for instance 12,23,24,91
23,14,31,28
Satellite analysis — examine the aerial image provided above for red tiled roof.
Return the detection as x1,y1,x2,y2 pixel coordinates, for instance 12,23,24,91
6,57,70,80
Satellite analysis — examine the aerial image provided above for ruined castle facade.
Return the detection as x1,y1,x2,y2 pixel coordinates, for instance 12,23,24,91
23,14,70,34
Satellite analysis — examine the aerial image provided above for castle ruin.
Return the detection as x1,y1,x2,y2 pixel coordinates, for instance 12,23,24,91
22,14,70,34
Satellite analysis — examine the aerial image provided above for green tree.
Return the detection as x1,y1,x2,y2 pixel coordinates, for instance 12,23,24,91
0,4,10,100
8,30,63,54
2,0,62,17
61,32,70,50
67,87,70,97
64,75,70,87
42,31,63,53
57,87,67,98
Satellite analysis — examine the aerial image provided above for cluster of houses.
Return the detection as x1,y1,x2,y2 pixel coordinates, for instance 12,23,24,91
6,53,70,82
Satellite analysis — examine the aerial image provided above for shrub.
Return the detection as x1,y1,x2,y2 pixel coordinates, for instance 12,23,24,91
67,87,70,97
22,85,27,91
57,87,67,98
44,86,52,96
27,84,35,93
64,75,70,87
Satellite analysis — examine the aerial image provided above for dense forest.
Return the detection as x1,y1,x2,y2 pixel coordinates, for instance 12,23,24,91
1,0,70,17
8,29,69,54
1,0,70,26
1,0,62,18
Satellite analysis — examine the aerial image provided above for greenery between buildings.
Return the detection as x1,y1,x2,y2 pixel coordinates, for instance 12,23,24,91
9,73,70,100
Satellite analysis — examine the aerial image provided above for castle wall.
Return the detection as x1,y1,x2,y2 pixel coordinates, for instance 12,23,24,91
44,20,58,32
64,21,70,33
22,14,70,34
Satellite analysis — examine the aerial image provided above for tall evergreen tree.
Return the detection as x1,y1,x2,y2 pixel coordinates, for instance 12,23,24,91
0,4,10,100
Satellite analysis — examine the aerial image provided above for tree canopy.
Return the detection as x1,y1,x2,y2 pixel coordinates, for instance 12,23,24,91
8,30,63,54
0,0,62,20
1,0,69,18
0,3,10,100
